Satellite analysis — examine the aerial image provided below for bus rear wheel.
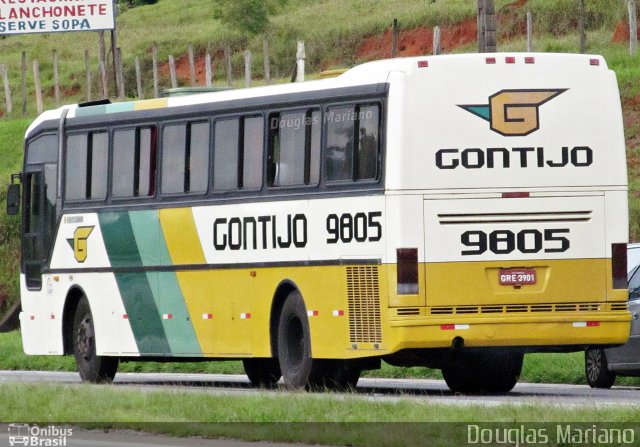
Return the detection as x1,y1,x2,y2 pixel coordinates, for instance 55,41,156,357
242,358,281,388
72,296,118,383
277,290,321,389
442,350,522,394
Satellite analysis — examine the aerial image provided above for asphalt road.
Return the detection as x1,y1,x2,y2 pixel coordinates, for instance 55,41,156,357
0,369,639,407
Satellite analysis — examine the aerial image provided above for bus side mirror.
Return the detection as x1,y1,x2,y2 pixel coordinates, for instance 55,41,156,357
6,183,20,216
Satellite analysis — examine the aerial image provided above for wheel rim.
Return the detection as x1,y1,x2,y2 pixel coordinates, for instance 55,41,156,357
285,315,304,371
586,350,602,383
76,315,94,361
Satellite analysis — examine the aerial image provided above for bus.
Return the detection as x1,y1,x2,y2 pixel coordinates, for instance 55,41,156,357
7,52,630,393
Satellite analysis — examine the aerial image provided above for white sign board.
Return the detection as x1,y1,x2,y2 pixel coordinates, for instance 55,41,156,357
0,0,115,35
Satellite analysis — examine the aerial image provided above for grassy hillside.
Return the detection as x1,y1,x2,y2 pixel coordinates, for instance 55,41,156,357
0,0,638,310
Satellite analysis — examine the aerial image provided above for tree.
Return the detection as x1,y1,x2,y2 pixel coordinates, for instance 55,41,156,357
215,0,284,36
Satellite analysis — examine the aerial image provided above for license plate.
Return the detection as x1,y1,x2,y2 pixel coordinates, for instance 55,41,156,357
499,268,536,285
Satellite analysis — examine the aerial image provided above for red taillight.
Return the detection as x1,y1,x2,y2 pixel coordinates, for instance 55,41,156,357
612,243,627,289
485,57,496,64
590,58,600,66
525,56,535,64
397,248,419,295
417,60,429,68
502,192,530,198
505,56,516,64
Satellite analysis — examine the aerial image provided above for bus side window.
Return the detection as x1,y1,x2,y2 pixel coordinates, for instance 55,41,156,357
267,109,320,187
213,118,240,191
161,121,209,195
65,131,108,201
112,126,157,198
325,104,380,182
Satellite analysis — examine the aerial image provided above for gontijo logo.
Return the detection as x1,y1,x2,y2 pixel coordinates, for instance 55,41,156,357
459,89,567,136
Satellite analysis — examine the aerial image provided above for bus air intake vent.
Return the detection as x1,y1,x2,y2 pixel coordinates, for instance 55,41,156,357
610,302,628,311
346,266,382,343
397,308,420,316
426,302,606,315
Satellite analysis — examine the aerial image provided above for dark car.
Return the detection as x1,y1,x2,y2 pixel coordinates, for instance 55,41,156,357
584,257,640,388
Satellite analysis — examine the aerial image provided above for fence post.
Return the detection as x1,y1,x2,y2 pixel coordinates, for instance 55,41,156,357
135,56,144,99
188,44,196,87
263,39,271,84
21,52,26,116
296,41,305,82
433,26,441,55
391,18,399,58
205,52,212,88
1,65,12,116
100,61,108,99
152,45,159,98
116,47,125,99
527,11,533,52
225,45,233,87
33,60,43,115
53,50,60,106
477,0,496,53
244,50,252,88
579,0,586,53
168,55,177,89
629,0,638,55
84,49,92,102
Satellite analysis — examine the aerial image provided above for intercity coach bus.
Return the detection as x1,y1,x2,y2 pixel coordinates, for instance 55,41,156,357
7,53,630,393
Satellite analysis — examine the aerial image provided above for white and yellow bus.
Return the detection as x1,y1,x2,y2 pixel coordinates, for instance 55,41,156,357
8,53,630,393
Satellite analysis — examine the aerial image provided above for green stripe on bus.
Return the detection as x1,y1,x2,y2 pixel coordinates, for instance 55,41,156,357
98,212,171,355
129,211,202,355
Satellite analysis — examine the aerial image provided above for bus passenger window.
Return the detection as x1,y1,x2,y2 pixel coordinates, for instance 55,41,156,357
162,121,209,195
242,116,264,190
268,109,320,187
65,131,108,201
213,119,239,191
112,127,157,198
326,104,380,182
356,105,379,181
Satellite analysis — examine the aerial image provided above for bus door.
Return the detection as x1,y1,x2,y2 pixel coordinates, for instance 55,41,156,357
22,165,57,290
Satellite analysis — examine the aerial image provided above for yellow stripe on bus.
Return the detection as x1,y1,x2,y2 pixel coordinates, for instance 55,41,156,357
158,208,215,354
134,98,168,111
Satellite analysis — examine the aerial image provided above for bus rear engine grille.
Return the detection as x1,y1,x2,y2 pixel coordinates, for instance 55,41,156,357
427,302,612,316
346,266,382,343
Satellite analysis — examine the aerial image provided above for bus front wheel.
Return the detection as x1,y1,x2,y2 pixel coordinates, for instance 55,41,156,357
72,296,118,383
277,290,319,389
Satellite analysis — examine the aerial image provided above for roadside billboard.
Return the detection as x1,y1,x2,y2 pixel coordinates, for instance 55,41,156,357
0,0,115,35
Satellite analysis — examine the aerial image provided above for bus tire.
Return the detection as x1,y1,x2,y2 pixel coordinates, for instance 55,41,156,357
242,358,281,388
482,351,523,393
277,290,318,389
72,296,118,383
442,350,522,394
585,348,616,389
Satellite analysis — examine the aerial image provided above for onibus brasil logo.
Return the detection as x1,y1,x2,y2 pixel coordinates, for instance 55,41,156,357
459,89,567,136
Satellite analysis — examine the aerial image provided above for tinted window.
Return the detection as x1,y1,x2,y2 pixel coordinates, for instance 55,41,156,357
325,104,380,182
161,121,210,195
213,119,239,191
26,134,58,165
214,116,264,191
112,127,157,198
65,132,108,201
268,110,320,187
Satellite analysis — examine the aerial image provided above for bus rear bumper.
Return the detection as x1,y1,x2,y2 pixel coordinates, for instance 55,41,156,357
387,312,632,350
